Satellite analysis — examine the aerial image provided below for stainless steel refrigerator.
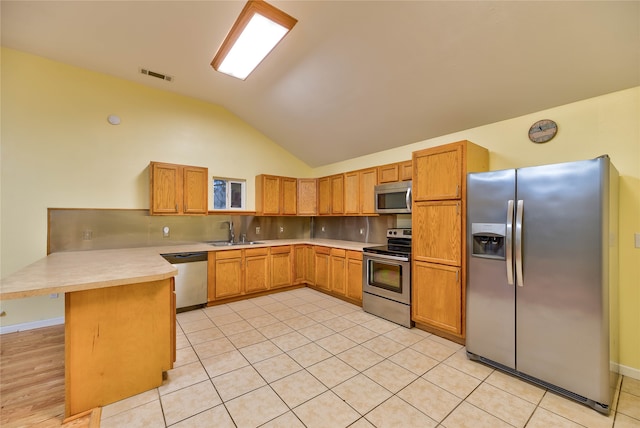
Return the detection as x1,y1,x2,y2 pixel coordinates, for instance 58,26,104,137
466,155,619,414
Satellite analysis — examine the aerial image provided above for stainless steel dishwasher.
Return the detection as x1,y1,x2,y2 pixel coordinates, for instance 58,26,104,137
161,252,208,312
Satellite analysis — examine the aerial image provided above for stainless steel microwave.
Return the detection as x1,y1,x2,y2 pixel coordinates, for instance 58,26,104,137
374,181,412,214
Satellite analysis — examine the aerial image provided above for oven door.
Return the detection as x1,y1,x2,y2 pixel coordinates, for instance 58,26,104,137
362,252,411,304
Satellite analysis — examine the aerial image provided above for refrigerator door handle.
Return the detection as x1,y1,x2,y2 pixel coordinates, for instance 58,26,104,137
506,199,515,285
515,199,524,287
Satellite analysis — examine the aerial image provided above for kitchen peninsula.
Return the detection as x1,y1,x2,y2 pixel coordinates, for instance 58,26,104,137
0,239,374,418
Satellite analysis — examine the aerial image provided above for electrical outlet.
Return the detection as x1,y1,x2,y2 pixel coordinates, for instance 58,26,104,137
280,226,284,233
256,226,261,234
162,226,170,238
50,293,59,299
82,230,92,240
359,228,364,235
321,226,325,232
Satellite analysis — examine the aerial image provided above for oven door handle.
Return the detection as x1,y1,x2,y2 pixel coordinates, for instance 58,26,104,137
364,252,410,262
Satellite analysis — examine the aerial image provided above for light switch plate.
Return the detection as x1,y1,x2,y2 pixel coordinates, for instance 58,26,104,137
635,233,640,249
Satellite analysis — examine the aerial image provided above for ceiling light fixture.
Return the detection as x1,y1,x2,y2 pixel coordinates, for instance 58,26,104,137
211,0,297,80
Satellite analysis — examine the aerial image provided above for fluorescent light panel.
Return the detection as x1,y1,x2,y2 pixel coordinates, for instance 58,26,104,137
211,0,297,80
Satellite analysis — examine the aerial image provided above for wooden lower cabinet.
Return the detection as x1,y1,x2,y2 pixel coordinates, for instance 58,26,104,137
245,248,269,293
412,261,462,336
208,245,363,306
346,251,363,302
330,248,347,296
64,278,175,417
210,250,243,299
313,246,331,291
270,246,293,289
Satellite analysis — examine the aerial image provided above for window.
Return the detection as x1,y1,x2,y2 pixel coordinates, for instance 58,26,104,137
213,178,246,210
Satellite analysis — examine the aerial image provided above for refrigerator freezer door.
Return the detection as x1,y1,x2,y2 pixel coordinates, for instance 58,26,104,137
515,158,610,404
466,169,517,369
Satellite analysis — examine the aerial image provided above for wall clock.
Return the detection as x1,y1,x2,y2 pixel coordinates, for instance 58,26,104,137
528,119,557,143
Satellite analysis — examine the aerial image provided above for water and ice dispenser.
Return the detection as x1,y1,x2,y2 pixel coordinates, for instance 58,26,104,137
471,223,506,259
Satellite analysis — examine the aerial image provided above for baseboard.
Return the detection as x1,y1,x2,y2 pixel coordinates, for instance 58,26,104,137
618,363,640,381
0,317,64,334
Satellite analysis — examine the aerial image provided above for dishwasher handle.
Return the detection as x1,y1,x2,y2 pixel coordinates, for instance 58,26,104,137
161,252,208,264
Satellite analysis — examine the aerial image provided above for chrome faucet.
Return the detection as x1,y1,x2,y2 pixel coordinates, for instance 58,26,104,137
228,221,235,243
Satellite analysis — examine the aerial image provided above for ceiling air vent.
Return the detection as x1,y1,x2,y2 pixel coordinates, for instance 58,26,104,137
139,68,173,82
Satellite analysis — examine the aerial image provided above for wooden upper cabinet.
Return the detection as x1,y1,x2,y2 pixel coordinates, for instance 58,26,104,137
344,168,378,215
318,177,331,215
344,171,360,215
281,177,297,215
183,166,209,214
297,178,317,216
150,161,208,215
256,174,297,215
378,163,400,184
378,161,412,184
330,174,344,214
317,174,344,215
359,168,378,215
399,160,413,181
413,140,489,201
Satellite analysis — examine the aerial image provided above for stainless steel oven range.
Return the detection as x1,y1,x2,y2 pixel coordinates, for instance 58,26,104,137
362,228,413,328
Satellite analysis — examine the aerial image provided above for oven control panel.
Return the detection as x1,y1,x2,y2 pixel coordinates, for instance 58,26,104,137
386,228,412,239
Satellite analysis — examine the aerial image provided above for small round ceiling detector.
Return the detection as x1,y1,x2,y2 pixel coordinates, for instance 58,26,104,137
107,114,121,125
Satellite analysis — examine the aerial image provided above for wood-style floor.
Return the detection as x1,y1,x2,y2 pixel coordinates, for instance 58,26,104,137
0,324,66,427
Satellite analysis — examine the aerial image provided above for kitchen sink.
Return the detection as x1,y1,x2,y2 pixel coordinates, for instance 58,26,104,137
206,241,264,247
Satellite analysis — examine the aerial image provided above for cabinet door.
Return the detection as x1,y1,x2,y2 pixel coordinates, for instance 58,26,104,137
413,200,462,266
150,162,180,214
281,178,297,215
257,175,281,215
412,261,462,335
214,251,243,299
413,144,462,201
378,163,399,184
245,248,269,293
344,172,360,215
359,168,378,215
305,245,316,285
318,177,331,215
346,251,363,302
314,246,330,291
330,248,346,296
330,174,344,214
399,160,413,181
183,166,208,214
270,246,293,289
293,245,307,285
297,179,317,216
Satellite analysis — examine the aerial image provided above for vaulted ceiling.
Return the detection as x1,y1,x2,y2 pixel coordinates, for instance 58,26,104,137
2,1,638,167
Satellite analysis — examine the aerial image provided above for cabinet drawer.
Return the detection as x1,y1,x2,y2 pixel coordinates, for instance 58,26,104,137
215,250,243,260
270,245,292,255
245,247,268,257
330,248,346,257
314,246,331,255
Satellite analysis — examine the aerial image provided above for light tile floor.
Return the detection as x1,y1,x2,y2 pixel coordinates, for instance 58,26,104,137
100,288,640,428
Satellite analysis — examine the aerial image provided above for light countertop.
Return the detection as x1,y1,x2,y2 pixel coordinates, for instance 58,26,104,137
0,239,381,300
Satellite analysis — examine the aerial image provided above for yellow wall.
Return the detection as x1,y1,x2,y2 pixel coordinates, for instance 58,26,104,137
2,48,638,374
